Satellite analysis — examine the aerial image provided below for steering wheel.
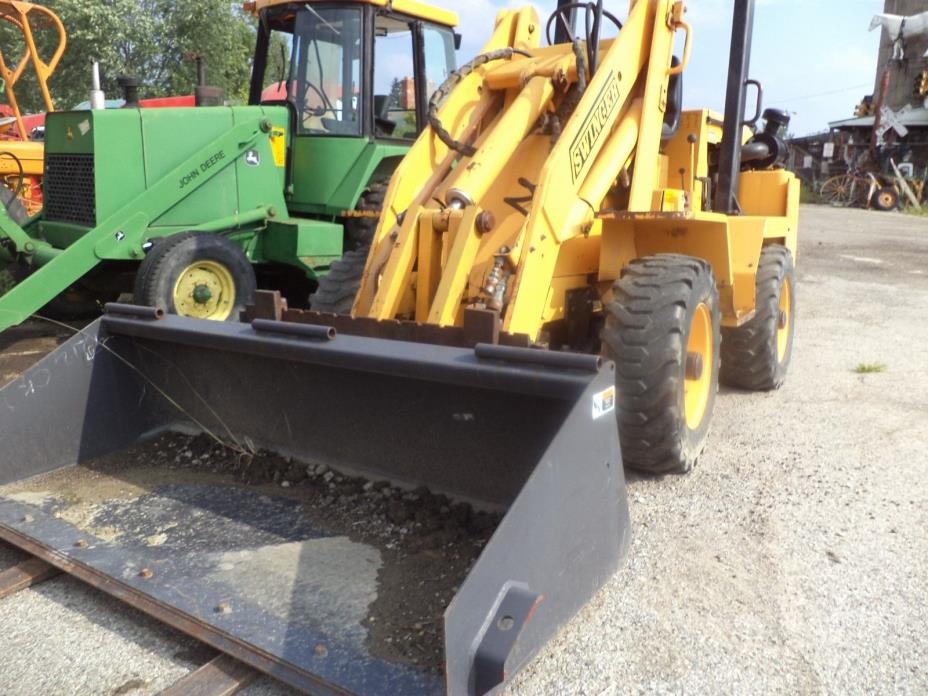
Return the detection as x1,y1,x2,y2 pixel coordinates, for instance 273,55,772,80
545,2,623,47
300,81,336,122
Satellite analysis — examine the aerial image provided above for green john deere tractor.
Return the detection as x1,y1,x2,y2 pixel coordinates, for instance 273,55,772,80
0,0,460,330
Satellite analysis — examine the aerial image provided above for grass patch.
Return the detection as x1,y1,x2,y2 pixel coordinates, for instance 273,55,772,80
854,362,887,374
902,205,928,217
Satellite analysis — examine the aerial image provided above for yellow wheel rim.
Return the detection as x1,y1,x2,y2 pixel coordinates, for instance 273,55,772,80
172,260,236,321
684,303,713,430
776,278,792,363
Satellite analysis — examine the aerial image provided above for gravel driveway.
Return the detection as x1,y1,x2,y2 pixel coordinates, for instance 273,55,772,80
1,205,925,695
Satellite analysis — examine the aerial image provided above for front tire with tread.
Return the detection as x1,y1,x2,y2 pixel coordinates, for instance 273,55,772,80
602,254,721,475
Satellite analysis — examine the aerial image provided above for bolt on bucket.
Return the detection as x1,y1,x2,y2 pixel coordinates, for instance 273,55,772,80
0,306,630,695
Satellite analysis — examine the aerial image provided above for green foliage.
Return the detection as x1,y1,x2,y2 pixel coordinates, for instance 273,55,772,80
854,362,887,374
0,0,258,112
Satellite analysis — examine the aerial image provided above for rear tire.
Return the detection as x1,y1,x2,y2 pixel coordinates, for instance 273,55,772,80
309,246,369,314
344,182,386,252
602,255,721,475
133,232,255,321
720,245,795,390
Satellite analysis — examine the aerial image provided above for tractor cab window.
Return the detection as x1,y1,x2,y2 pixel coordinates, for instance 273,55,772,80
292,7,363,136
373,16,416,139
258,6,363,136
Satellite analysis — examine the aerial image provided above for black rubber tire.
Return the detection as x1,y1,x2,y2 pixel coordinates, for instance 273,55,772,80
308,246,369,314
133,232,256,321
42,287,108,320
720,245,795,391
344,182,387,252
0,184,28,226
872,186,899,212
602,254,721,475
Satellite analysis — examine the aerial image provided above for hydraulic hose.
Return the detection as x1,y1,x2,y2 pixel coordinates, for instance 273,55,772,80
428,48,533,158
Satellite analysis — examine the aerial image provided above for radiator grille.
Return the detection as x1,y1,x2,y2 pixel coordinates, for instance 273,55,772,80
44,154,96,227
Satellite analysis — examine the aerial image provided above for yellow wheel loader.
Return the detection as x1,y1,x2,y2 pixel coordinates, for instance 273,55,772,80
306,0,799,474
0,1,797,694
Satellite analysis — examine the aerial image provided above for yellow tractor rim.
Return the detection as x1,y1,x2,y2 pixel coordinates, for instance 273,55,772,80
684,303,713,431
776,278,792,363
172,260,236,321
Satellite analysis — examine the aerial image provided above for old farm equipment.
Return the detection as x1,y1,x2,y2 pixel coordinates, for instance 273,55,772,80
0,0,460,325
0,0,797,694
0,0,66,214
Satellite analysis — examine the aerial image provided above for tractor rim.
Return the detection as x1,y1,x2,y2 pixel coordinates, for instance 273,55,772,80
879,191,895,209
684,302,713,430
172,260,235,321
777,277,792,363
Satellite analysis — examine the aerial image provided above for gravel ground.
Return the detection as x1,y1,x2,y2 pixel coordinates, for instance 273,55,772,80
512,205,928,695
1,204,926,695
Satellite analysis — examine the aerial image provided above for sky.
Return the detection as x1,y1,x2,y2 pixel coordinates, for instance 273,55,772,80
449,0,887,136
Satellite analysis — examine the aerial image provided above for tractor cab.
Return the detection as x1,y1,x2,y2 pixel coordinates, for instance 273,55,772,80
247,0,459,215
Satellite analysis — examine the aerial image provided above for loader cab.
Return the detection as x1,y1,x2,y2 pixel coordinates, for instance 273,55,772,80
247,0,458,214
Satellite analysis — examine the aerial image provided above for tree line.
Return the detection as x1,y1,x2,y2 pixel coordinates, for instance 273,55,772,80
0,0,258,112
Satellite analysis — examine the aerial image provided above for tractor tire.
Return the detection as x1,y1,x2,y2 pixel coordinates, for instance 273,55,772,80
720,245,795,391
602,254,721,475
133,232,255,321
872,186,899,212
344,182,387,251
309,246,369,314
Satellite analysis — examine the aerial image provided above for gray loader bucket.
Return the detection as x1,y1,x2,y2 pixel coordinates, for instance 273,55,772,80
0,307,629,695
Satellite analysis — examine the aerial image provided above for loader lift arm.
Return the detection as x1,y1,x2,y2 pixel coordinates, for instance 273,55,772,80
353,0,695,339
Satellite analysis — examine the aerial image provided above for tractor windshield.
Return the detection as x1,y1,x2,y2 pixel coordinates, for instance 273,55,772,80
258,5,363,136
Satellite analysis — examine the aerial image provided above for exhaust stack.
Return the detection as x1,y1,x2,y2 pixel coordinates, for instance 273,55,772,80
714,0,756,214
90,60,105,110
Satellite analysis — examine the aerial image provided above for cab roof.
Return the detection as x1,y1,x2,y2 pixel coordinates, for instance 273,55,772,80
247,0,458,28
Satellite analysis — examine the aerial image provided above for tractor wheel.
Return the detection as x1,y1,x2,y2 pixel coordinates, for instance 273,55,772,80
720,245,795,391
872,186,899,212
344,182,387,252
309,246,369,314
133,232,255,321
602,255,721,475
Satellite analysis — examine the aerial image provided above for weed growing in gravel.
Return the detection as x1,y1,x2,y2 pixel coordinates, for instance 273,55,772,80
854,362,887,374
